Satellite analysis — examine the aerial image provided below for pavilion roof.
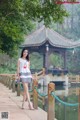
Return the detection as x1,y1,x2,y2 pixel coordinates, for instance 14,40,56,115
20,26,80,49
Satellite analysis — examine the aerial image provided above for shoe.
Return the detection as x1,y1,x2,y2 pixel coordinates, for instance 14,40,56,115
28,102,34,110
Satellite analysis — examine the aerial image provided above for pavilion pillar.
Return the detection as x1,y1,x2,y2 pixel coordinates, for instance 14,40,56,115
43,43,51,73
43,53,45,68
63,51,67,69
43,51,49,73
43,52,48,72
45,51,50,73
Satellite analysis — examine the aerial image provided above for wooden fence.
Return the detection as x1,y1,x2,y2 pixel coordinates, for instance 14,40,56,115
0,71,80,120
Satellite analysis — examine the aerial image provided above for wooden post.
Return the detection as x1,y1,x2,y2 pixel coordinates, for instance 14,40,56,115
1,76,2,84
47,83,55,120
1,76,2,83
5,76,8,87
12,76,16,92
33,73,38,109
1,76,3,84
3,76,5,85
76,75,79,83
4,76,6,86
17,82,21,96
7,77,10,87
78,89,80,120
43,68,45,87
9,77,12,89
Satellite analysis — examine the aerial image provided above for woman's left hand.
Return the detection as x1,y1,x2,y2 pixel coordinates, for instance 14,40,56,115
32,75,36,80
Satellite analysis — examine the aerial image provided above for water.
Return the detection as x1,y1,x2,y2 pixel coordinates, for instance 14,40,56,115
37,85,80,120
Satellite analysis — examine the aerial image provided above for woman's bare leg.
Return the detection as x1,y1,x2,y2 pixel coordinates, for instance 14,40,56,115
23,83,27,100
22,82,34,109
24,83,34,109
22,82,27,109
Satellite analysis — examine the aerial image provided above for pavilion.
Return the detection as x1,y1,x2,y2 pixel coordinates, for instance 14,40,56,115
20,25,79,72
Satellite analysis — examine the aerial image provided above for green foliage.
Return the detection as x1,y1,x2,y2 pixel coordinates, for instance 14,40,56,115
24,0,68,25
30,52,43,69
0,0,68,56
0,59,17,74
0,52,43,73
49,53,63,68
54,5,80,41
0,0,35,56
67,48,80,74
41,1,68,25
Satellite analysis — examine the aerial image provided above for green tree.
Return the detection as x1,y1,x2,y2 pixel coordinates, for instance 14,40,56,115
0,0,68,56
49,53,63,68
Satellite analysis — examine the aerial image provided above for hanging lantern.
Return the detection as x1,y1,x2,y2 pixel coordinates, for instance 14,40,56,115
46,44,49,52
72,49,75,55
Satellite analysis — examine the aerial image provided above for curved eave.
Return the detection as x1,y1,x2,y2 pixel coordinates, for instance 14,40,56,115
48,40,74,49
20,26,80,49
20,39,75,49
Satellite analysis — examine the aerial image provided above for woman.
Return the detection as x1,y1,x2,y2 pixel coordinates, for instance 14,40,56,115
17,48,34,110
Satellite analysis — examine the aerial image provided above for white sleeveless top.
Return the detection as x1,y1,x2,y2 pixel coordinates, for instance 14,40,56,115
19,58,30,73
19,58,32,79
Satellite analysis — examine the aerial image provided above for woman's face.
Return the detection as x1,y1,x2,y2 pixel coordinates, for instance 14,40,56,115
23,50,28,58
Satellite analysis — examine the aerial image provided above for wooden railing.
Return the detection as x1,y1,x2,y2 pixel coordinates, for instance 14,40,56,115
0,72,80,120
0,70,56,120
0,68,45,96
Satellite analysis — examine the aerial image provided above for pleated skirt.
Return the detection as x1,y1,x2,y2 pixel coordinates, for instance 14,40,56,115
19,72,32,83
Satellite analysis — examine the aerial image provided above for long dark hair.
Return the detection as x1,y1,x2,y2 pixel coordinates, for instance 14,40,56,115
21,48,29,61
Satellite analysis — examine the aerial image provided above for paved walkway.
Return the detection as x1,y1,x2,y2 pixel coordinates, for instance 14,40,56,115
0,83,47,120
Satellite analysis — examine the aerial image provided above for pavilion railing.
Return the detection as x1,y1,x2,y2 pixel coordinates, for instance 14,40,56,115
68,75,80,83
